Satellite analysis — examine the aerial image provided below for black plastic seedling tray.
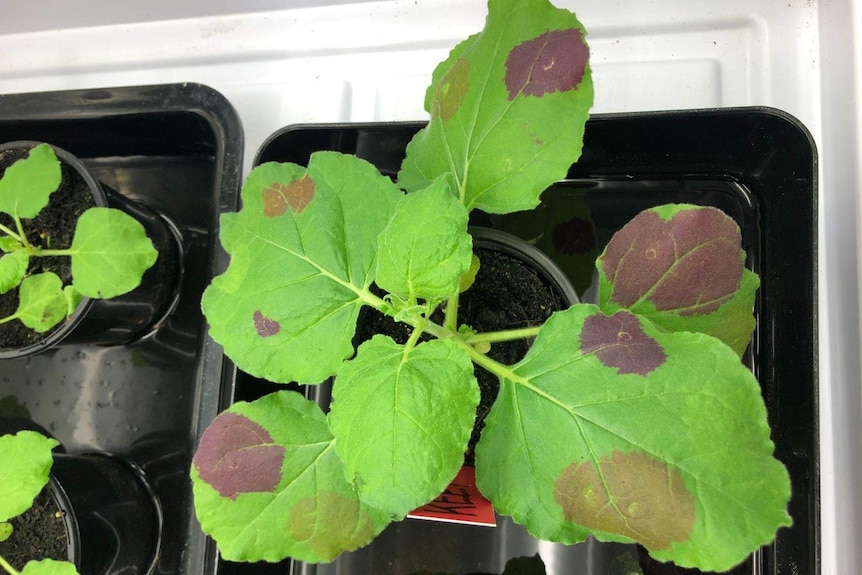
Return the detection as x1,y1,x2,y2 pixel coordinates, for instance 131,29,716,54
222,109,817,575
0,83,243,575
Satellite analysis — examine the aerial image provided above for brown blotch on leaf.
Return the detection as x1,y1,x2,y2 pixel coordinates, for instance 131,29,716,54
193,412,285,499
554,451,696,550
432,57,470,122
601,208,743,316
504,28,589,101
287,492,376,561
580,312,666,375
262,175,315,217
254,310,281,337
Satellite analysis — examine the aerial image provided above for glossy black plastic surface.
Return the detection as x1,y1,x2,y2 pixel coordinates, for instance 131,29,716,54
52,453,162,575
232,109,817,575
0,83,243,575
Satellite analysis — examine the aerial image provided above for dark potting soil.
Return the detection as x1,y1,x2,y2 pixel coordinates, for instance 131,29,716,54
0,147,96,349
353,247,568,464
0,485,71,569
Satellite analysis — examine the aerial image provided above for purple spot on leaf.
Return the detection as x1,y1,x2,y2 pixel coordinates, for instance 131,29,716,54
552,217,596,255
254,310,280,337
580,312,666,376
193,412,285,499
601,208,743,315
505,28,589,101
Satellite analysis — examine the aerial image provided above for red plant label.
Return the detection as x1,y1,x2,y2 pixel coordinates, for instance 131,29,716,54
407,466,496,527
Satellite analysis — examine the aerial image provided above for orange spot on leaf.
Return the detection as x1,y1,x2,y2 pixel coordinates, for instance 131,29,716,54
432,57,470,122
287,492,376,561
262,175,315,217
554,451,695,550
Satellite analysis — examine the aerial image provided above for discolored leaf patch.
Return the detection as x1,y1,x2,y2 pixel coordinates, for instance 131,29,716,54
263,176,315,217
505,28,589,101
431,57,470,122
601,207,743,316
193,412,285,499
287,492,376,560
253,310,281,337
580,311,666,375
553,451,696,550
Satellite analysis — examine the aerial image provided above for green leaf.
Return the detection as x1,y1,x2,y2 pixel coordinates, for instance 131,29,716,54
475,305,791,572
0,237,21,253
398,0,593,214
0,251,28,294
19,559,80,575
0,143,61,220
201,151,402,384
376,178,472,302
63,286,83,317
458,255,481,293
0,431,58,523
68,207,158,299
0,521,12,542
191,391,390,563
328,336,478,517
15,273,68,333
596,204,758,356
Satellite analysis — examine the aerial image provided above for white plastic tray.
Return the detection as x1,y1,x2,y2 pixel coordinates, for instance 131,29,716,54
1,1,859,572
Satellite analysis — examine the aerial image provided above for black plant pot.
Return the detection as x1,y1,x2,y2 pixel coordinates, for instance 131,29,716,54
220,110,817,575
0,83,244,575
0,473,80,571
51,453,163,575
0,140,183,359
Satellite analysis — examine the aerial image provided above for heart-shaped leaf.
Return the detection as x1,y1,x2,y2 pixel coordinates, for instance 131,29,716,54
15,273,67,333
398,0,593,214
19,559,80,575
376,178,472,302
475,305,791,572
202,151,402,384
328,336,478,517
0,431,58,523
69,207,158,299
597,204,758,356
191,391,391,563
0,250,28,294
0,143,61,220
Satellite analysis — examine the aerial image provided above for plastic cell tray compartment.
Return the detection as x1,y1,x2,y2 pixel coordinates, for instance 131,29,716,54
223,108,817,575
0,83,242,575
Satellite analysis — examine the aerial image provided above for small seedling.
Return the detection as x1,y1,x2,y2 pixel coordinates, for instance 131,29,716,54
191,0,791,571
0,143,157,335
0,431,80,575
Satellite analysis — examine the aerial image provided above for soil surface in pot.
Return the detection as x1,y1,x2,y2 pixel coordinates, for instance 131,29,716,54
0,147,95,349
0,486,70,569
354,246,568,463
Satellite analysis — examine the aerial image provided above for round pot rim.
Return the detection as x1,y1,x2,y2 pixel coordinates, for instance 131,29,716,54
469,226,579,307
0,140,104,359
47,474,81,568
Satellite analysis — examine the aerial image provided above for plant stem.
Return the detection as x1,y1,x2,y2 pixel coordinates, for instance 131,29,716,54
423,320,529,385
443,291,460,332
13,217,30,251
34,248,73,257
0,223,21,243
464,326,541,345
404,318,426,354
0,554,20,575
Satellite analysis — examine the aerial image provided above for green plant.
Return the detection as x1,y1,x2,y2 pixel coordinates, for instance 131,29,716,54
0,431,80,575
191,0,791,571
0,143,157,335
